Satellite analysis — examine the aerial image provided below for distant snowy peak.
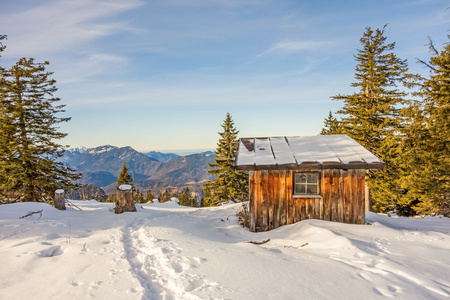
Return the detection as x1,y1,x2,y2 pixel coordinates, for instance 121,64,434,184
87,145,118,155
67,146,87,154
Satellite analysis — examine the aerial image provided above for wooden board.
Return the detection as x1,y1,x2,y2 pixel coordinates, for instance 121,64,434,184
286,171,294,224
255,171,263,231
262,170,268,231
294,199,301,223
279,170,287,226
273,171,280,228
323,170,331,221
267,170,274,230
330,169,339,222
338,169,344,223
249,171,255,232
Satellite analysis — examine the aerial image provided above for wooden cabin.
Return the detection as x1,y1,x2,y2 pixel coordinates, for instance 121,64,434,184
234,135,385,232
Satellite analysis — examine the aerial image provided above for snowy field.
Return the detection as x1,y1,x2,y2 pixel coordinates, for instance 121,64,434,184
0,200,449,300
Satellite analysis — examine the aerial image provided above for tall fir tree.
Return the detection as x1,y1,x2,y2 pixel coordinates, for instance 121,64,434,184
0,55,80,202
331,26,416,212
202,113,248,206
117,162,133,187
320,111,342,135
399,36,450,215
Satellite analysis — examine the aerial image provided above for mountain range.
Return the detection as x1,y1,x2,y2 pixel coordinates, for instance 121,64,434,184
61,145,215,199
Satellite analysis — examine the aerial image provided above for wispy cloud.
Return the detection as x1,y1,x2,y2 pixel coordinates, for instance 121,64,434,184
165,0,268,8
258,40,335,57
0,0,144,58
55,52,129,84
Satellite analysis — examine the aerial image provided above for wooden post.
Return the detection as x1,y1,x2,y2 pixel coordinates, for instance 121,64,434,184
115,184,136,214
54,189,66,210
365,177,370,212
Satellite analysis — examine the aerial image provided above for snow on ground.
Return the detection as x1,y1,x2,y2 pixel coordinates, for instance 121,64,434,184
0,201,449,300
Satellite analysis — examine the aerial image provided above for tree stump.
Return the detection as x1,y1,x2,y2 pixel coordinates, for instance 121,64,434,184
114,184,136,214
54,189,66,210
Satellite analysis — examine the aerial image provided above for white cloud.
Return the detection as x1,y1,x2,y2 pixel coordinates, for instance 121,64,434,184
165,0,268,8
259,40,334,57
0,0,144,58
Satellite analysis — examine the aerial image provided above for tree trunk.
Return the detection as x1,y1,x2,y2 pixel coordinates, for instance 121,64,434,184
54,189,66,210
114,185,136,214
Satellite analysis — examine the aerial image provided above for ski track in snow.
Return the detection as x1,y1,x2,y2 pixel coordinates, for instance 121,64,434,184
121,216,220,300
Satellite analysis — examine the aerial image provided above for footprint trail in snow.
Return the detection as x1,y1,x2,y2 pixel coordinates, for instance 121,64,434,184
122,217,220,300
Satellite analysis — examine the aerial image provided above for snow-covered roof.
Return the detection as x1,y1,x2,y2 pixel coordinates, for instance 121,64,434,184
235,135,385,170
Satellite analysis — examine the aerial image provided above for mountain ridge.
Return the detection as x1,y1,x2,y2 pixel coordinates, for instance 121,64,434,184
62,145,215,198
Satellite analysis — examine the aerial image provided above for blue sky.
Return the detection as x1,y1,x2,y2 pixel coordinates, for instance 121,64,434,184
0,0,448,153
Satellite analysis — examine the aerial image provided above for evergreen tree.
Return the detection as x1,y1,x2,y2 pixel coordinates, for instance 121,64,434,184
178,187,198,207
320,111,342,135
178,187,188,206
191,194,199,207
158,189,170,203
0,35,6,56
331,26,416,212
117,162,133,187
134,189,144,204
0,56,81,202
106,194,115,203
400,36,450,215
145,189,155,203
202,113,248,206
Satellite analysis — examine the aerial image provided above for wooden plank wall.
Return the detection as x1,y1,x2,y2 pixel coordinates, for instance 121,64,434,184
248,169,365,232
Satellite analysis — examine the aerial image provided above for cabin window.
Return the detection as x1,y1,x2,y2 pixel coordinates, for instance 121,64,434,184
294,173,319,195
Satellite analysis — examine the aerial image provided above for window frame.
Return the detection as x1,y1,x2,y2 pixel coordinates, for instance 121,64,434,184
293,171,321,197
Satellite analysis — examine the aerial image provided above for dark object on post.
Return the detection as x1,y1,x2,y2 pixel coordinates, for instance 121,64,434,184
114,184,136,214
235,135,385,232
54,189,66,210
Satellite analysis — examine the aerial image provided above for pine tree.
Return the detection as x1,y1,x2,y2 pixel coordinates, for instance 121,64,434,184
145,189,155,203
202,113,248,206
0,35,6,56
117,162,133,187
320,111,342,135
134,189,144,204
191,194,199,207
158,189,170,203
0,56,81,202
331,26,416,212
106,194,115,203
400,36,450,215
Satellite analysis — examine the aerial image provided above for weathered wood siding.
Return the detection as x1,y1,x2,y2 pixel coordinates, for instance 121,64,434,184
248,169,365,232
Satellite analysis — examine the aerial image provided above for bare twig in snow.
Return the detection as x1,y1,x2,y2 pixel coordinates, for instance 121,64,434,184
19,210,43,219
